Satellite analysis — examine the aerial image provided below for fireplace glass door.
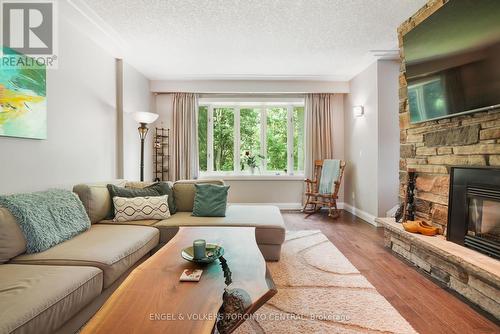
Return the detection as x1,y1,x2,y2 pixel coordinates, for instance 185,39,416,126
468,197,500,239
447,167,500,259
465,187,500,258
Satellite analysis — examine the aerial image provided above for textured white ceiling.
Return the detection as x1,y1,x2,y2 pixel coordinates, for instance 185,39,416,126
81,0,427,80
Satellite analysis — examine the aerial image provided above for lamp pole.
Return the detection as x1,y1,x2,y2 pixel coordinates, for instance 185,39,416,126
138,123,149,182
134,111,158,182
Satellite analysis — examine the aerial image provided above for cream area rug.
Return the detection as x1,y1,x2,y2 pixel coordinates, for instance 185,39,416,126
235,230,417,334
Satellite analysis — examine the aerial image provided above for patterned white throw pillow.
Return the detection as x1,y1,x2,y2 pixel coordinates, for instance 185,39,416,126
113,195,170,222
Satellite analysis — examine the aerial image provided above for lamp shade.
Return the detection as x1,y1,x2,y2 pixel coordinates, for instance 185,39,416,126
134,111,159,124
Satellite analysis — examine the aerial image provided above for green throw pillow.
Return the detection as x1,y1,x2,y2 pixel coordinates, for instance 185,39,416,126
192,184,230,217
106,182,176,218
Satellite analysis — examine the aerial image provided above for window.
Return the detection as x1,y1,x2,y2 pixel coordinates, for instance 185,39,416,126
212,107,234,171
240,108,261,164
198,106,208,171
266,107,288,171
198,101,305,175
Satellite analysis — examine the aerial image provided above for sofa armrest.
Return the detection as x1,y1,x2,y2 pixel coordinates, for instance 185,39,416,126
73,180,126,223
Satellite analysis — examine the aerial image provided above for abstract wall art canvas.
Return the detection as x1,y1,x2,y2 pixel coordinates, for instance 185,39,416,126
0,47,47,139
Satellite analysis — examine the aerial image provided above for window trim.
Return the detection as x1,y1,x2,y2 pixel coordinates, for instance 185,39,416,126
207,105,214,173
233,107,241,173
199,103,305,176
287,105,294,174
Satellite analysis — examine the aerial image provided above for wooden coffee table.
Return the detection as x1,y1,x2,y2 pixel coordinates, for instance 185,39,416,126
82,226,277,334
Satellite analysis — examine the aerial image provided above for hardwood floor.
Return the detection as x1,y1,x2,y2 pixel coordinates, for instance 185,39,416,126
282,210,500,334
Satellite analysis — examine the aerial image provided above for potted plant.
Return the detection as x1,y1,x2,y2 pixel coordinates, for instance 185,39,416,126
241,151,265,175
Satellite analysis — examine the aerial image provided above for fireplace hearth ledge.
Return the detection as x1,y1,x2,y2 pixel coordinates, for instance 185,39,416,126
376,217,500,320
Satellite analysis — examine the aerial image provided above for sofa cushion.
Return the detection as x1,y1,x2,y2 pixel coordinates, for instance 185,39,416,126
98,219,159,226
0,207,26,263
10,224,159,288
192,184,230,217
108,182,176,217
154,205,286,245
0,264,102,334
173,179,225,212
0,190,91,254
126,181,176,213
113,195,171,222
73,180,127,223
125,181,156,188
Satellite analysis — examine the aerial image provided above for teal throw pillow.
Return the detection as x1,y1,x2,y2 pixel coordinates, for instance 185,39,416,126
192,184,230,217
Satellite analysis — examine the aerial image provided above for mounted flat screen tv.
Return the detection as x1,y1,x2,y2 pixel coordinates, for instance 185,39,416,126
403,0,500,123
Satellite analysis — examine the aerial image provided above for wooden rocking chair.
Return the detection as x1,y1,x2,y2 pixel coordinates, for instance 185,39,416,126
302,160,346,218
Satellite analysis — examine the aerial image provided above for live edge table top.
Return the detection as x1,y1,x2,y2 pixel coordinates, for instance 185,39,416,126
81,226,277,334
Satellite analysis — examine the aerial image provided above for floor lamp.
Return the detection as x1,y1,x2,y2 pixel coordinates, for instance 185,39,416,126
133,112,159,181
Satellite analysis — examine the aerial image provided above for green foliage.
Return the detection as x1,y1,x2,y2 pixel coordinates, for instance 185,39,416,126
266,108,287,171
198,106,208,171
213,108,234,171
241,151,265,170
197,106,304,174
240,108,260,157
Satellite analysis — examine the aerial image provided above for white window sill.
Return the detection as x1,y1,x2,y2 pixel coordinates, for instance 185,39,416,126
198,173,305,181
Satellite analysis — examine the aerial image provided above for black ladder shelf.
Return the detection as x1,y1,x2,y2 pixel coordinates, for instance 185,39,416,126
153,128,170,182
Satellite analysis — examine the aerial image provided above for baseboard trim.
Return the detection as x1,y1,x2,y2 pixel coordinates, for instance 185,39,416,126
229,202,303,210
342,203,379,227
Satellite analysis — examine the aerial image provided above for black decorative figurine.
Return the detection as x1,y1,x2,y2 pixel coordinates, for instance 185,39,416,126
405,168,416,222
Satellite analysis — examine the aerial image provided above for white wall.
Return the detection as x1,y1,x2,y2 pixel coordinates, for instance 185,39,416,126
123,63,154,181
343,60,400,222
155,94,174,130
225,179,304,207
377,60,400,216
151,80,349,94
0,7,152,194
0,15,116,194
344,62,379,217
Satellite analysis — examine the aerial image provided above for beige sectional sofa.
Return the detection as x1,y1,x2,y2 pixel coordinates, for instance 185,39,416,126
0,179,285,334
80,179,286,261
0,211,159,334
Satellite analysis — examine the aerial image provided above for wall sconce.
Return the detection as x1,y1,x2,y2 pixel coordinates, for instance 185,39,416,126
353,105,364,117
133,111,159,181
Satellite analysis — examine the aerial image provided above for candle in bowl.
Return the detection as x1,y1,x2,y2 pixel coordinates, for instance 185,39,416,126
193,239,206,260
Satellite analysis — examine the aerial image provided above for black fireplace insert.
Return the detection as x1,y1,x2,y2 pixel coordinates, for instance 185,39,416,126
447,166,500,259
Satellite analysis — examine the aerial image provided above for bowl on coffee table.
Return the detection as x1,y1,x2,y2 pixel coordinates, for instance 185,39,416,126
181,243,224,264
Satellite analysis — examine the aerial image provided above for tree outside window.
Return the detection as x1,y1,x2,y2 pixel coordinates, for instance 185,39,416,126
198,102,305,175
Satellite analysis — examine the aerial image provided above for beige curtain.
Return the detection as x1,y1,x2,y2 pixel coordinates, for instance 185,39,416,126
172,93,199,181
304,93,335,179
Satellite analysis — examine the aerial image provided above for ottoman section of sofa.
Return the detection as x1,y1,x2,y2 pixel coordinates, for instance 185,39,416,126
154,205,285,260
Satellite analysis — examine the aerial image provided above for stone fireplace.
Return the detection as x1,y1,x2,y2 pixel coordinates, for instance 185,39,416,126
447,167,500,259
398,0,500,236
377,0,500,320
